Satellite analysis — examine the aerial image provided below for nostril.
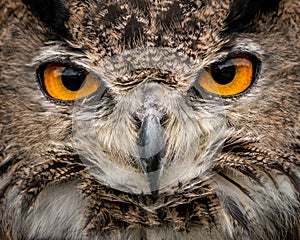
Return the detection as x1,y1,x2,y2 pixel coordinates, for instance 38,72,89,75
159,113,169,127
133,112,168,129
133,114,142,129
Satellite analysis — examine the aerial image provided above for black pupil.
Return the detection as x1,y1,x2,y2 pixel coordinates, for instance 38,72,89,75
61,68,86,91
211,60,236,85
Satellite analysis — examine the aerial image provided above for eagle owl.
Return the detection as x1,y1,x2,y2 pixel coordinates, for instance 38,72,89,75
0,0,299,239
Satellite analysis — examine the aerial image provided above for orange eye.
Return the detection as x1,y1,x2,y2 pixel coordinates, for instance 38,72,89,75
41,64,100,101
198,56,255,96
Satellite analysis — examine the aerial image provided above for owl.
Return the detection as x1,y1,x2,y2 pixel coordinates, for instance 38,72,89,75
0,0,299,239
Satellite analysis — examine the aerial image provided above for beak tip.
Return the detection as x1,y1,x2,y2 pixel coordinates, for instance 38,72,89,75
151,189,159,199
146,171,161,196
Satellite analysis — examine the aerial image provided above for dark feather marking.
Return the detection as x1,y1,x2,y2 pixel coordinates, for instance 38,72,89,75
0,155,20,175
223,196,251,233
292,142,300,154
286,227,300,240
22,0,69,37
103,4,126,23
124,15,145,48
225,0,281,32
128,0,150,13
217,171,255,202
158,2,182,29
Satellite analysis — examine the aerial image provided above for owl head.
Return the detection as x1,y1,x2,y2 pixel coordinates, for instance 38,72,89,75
0,0,299,239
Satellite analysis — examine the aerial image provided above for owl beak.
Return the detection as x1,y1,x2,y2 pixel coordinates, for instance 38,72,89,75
138,114,165,198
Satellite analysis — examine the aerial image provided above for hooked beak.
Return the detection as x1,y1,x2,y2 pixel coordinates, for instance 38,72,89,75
138,113,165,198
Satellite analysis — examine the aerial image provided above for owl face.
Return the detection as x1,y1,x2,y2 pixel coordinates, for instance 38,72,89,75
0,0,300,239
65,47,229,195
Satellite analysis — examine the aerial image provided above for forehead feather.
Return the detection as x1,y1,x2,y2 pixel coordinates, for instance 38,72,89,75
23,0,281,59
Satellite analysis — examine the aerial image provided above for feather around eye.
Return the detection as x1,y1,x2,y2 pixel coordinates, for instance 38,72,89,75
197,56,256,97
40,63,101,101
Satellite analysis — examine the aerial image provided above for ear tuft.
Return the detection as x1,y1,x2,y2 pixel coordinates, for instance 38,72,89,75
225,0,281,32
22,0,69,36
